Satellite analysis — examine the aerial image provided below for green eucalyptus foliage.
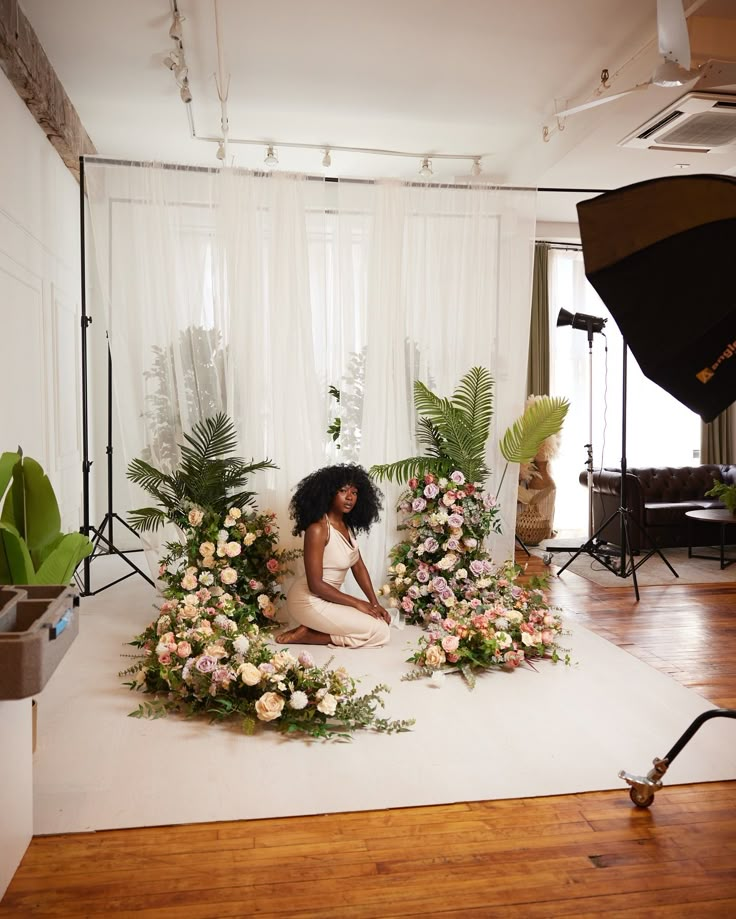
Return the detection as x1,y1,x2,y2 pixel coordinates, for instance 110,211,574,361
127,412,277,533
0,449,93,585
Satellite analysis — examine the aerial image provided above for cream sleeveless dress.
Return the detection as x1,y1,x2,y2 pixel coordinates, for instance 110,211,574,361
286,518,390,648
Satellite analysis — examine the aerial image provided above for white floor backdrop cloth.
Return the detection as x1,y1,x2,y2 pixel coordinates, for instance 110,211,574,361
83,164,536,581
32,559,736,835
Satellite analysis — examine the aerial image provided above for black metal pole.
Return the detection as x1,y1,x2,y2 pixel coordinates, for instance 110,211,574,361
106,339,114,548
620,343,628,564
79,155,93,596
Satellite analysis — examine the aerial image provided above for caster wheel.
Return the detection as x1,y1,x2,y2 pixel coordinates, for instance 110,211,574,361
629,786,655,808
543,553,553,565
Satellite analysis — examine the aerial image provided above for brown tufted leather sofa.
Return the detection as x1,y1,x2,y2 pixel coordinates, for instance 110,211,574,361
580,464,736,553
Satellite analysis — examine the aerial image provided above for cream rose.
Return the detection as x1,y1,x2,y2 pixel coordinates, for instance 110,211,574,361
255,692,285,722
238,663,262,686
224,541,242,558
424,644,446,668
220,567,238,585
199,541,215,558
243,532,256,546
188,508,204,527
316,692,338,716
228,507,242,520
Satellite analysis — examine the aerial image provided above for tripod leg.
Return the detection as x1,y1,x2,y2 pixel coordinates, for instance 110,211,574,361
555,505,624,576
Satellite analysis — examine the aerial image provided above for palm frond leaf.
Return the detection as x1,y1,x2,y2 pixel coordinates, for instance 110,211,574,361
127,507,170,533
415,417,444,457
499,397,570,464
369,457,453,484
451,366,494,442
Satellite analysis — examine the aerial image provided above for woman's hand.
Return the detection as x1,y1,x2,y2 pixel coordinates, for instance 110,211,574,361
367,601,391,624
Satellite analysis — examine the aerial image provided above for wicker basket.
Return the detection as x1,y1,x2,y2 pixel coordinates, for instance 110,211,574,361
516,487,556,546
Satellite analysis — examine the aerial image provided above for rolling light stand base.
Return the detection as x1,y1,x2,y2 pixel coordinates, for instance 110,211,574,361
619,709,736,808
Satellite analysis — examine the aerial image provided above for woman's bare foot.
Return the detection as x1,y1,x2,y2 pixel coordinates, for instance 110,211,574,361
275,625,331,645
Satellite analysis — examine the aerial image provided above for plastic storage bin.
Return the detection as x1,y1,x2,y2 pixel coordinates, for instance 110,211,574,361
0,585,79,700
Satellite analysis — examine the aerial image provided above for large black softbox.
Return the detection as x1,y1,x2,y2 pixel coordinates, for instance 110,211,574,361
576,175,736,423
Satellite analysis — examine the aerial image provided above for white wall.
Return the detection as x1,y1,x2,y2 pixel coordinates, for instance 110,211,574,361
0,68,82,899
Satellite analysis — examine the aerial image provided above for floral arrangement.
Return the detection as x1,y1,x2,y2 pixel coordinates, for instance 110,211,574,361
158,504,300,629
381,470,502,625
122,594,413,739
403,559,567,687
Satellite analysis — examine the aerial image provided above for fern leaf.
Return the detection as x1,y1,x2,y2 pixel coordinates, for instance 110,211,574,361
416,417,444,457
127,507,170,533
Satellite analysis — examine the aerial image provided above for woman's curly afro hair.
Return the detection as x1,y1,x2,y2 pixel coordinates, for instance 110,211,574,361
290,464,383,536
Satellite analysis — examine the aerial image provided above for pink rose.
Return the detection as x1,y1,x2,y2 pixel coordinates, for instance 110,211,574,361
176,641,192,658
158,652,171,665
412,497,427,512
408,477,419,489
446,652,459,663
424,483,440,500
266,558,279,573
442,635,460,653
450,471,465,485
541,630,554,645
424,474,436,484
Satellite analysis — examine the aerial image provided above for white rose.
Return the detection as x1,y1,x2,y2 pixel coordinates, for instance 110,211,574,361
506,610,523,623
255,692,285,722
238,663,262,685
388,597,399,609
521,630,542,647
188,508,204,527
395,563,406,575
225,541,242,558
289,691,309,710
494,631,512,649
257,594,271,608
223,517,235,528
316,692,337,716
456,568,468,580
198,571,214,586
218,530,229,542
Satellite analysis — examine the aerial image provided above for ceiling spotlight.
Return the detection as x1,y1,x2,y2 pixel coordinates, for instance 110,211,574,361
322,148,332,168
264,145,279,166
169,12,183,42
180,82,192,104
471,158,482,177
419,157,433,177
163,51,181,71
216,141,226,162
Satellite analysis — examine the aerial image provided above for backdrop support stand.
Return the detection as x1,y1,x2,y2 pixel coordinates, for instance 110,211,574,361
77,155,155,597
555,343,678,601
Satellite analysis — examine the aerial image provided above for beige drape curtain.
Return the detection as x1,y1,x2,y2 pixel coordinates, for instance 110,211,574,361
527,241,550,397
701,408,733,464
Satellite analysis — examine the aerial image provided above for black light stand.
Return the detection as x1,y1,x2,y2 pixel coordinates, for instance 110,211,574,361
556,342,678,601
78,156,155,597
543,309,605,557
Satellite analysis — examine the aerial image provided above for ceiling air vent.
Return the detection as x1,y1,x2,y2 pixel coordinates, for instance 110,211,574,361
620,92,736,152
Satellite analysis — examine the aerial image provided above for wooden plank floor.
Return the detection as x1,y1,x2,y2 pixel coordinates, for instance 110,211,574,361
3,555,735,918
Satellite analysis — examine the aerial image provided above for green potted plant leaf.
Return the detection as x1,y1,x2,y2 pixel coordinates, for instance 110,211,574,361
0,449,93,585
705,480,736,515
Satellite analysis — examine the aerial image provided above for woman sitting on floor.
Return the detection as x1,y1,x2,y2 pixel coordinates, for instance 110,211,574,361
276,464,390,648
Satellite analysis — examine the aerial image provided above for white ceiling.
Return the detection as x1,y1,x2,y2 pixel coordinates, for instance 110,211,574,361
18,0,736,225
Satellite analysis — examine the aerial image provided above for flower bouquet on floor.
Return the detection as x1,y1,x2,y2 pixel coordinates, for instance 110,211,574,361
403,559,568,687
122,594,413,739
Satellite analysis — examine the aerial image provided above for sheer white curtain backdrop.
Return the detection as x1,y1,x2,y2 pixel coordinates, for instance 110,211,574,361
84,162,536,586
548,249,701,534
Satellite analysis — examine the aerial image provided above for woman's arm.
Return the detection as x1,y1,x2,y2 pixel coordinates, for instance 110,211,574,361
351,554,391,623
303,521,374,613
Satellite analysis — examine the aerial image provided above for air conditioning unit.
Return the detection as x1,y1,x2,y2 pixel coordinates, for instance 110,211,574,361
620,60,736,153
